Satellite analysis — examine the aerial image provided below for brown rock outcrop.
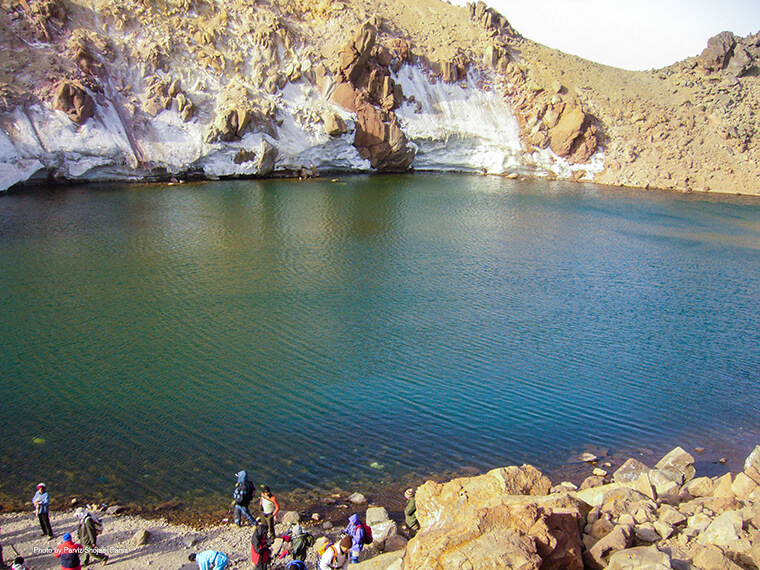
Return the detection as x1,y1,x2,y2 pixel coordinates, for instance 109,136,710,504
52,81,95,125
548,104,586,157
698,31,737,72
404,465,585,570
354,102,414,171
332,21,415,171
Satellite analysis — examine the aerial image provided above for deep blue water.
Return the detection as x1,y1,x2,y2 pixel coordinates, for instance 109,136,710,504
1,174,759,508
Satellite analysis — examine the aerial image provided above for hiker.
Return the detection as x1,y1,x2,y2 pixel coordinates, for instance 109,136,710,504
319,535,352,570
11,557,30,570
250,524,271,570
344,513,368,563
233,470,257,526
75,507,109,565
54,533,83,570
259,486,280,540
188,550,228,570
404,488,420,537
278,523,313,562
32,483,54,539
285,561,307,570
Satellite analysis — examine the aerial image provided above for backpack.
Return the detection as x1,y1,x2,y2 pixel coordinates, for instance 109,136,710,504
360,522,372,544
234,480,252,505
317,542,335,558
86,514,103,536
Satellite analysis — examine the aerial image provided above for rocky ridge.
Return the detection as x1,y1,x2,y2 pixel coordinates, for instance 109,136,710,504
0,0,758,194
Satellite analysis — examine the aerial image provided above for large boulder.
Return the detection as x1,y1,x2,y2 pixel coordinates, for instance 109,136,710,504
698,31,737,72
548,105,586,157
404,465,585,570
654,447,695,484
353,102,414,172
613,459,651,485
257,139,278,176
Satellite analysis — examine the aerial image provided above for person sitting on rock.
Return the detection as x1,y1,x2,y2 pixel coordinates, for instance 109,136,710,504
319,535,352,570
189,550,228,570
277,523,314,562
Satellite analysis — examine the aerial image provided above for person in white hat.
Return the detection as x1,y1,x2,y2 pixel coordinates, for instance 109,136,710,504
32,483,54,539
75,507,108,565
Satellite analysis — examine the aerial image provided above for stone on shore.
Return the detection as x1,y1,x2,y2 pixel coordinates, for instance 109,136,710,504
280,510,300,524
654,447,696,484
613,459,650,485
348,492,367,505
133,529,150,546
366,506,390,526
745,445,760,484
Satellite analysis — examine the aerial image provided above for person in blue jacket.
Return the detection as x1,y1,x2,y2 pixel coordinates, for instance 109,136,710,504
32,483,54,539
233,471,257,526
189,549,228,570
344,513,366,564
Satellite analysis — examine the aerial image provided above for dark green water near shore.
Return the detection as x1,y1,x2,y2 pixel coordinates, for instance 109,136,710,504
1,174,760,509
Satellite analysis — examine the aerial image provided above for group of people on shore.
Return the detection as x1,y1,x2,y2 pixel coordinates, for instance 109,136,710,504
0,483,109,570
2,473,420,570
189,472,421,570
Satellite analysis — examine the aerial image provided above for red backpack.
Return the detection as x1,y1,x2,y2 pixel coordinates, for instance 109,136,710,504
360,522,372,545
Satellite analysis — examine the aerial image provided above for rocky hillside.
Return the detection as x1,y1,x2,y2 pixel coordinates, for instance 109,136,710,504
0,0,758,194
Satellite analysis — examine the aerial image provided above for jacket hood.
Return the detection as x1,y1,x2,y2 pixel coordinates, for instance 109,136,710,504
236,470,248,483
349,513,360,525
254,523,268,540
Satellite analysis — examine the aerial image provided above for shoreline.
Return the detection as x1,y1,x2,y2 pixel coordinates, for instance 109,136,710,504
1,437,747,532
5,171,760,199
0,446,746,570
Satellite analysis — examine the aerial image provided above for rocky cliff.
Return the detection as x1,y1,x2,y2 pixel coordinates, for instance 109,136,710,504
0,0,758,195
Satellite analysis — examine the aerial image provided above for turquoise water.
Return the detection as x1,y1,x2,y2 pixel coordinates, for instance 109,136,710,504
1,175,760,508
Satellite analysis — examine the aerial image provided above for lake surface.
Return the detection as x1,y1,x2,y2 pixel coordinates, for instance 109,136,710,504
1,175,760,509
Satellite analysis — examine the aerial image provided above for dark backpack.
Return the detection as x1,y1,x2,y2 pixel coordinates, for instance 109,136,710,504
290,532,314,558
234,480,253,505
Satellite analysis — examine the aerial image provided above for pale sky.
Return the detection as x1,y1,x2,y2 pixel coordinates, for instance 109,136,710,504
451,0,760,71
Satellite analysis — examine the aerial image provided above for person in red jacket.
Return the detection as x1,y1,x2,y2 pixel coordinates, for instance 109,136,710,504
250,524,271,570
54,533,83,570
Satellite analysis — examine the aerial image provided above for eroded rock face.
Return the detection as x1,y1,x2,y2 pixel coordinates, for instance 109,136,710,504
52,80,94,125
333,21,415,171
354,102,414,171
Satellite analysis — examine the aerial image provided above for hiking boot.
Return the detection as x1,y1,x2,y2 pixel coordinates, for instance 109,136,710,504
102,555,110,565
